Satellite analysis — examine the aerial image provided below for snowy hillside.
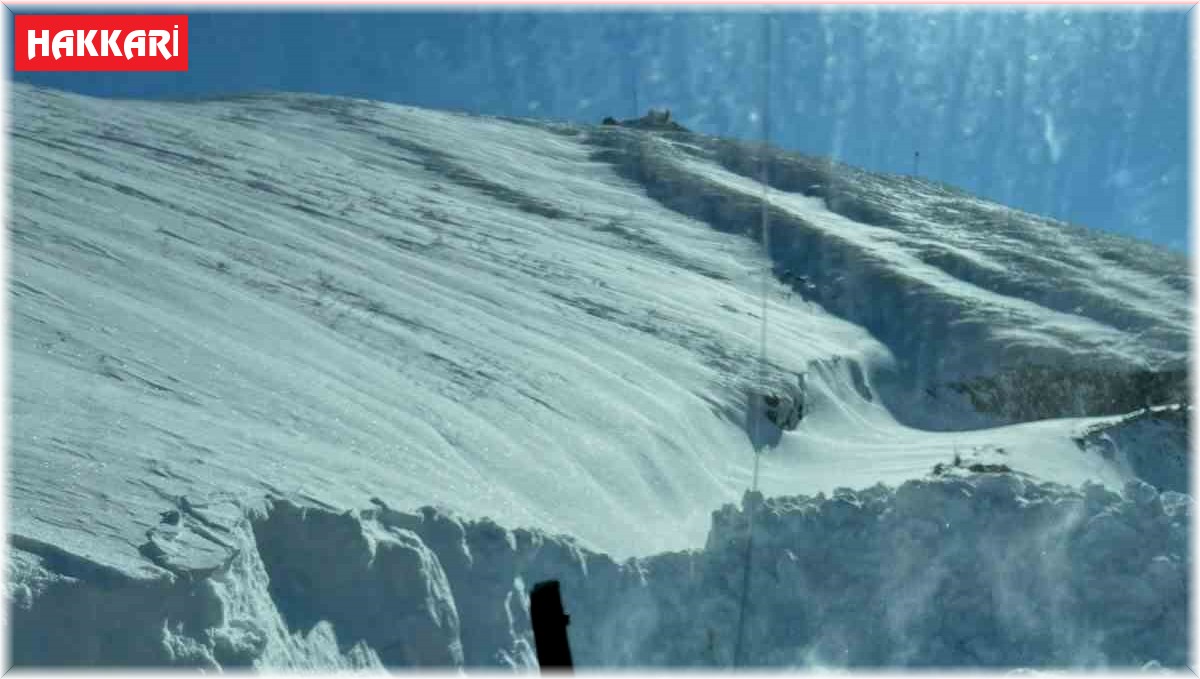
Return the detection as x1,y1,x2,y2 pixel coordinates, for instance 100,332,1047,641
7,83,1190,669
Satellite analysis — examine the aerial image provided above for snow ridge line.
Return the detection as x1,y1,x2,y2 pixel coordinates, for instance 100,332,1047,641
585,128,1187,429
678,134,1189,340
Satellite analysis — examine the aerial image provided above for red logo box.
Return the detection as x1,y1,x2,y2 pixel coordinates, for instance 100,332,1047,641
14,14,188,72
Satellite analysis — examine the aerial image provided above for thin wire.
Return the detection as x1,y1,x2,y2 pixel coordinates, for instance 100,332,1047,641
733,11,771,669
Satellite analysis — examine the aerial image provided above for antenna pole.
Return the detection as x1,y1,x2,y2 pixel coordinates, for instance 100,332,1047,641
734,12,772,669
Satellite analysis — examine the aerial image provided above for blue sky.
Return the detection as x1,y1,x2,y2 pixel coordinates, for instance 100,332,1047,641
10,8,1190,250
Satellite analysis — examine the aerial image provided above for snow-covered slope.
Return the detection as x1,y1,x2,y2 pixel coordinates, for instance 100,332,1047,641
7,84,1190,669
594,128,1188,429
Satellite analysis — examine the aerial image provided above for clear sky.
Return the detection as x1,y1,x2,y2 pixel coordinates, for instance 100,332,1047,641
10,8,1190,251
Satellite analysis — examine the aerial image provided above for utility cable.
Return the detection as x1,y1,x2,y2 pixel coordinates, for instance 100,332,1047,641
733,12,772,669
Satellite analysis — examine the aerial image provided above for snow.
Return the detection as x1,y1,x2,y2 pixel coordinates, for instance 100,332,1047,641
11,478,1188,668
6,83,1190,669
1075,405,1190,495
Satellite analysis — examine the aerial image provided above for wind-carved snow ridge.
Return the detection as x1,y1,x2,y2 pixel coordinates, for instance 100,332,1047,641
8,476,1189,669
7,83,1189,669
588,128,1188,430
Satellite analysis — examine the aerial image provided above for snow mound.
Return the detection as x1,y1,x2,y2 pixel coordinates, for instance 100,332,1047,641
9,474,1188,669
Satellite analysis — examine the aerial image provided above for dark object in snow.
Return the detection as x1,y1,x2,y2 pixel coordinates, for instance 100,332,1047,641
531,580,574,672
763,391,803,430
934,460,1012,476
600,108,690,133
746,374,807,450
768,373,807,431
160,509,181,525
968,462,1012,474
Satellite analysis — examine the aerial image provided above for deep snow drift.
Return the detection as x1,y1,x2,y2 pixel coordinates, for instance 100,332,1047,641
7,84,1190,669
10,477,1190,668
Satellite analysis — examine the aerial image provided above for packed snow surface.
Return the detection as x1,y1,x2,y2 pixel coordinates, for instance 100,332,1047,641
7,84,1190,669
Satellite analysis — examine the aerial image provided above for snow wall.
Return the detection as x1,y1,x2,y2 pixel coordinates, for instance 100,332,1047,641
9,472,1189,670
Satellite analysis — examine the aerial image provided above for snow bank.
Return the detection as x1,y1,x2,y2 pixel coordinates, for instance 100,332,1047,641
1074,405,1190,494
9,472,1188,669
698,476,1189,667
